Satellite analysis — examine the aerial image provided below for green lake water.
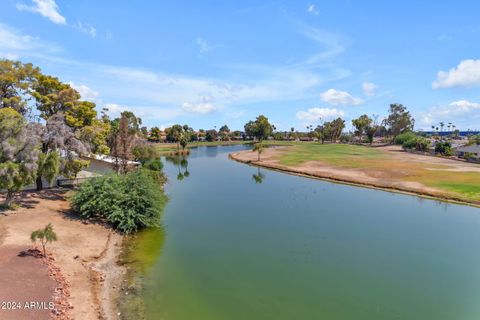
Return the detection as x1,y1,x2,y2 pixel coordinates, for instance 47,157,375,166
133,145,480,320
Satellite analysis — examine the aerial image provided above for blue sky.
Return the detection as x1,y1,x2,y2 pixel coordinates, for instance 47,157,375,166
1,0,480,131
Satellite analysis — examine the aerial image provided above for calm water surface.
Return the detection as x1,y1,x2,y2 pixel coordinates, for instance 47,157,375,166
136,145,480,320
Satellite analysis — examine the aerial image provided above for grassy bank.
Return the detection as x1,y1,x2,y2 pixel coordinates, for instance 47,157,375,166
233,143,480,205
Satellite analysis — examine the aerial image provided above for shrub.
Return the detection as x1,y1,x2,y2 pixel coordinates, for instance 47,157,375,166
402,137,430,152
132,144,160,163
435,141,453,156
394,131,417,145
141,159,167,185
71,170,168,233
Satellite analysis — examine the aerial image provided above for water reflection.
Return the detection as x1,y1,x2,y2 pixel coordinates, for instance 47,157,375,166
252,167,265,184
165,155,190,181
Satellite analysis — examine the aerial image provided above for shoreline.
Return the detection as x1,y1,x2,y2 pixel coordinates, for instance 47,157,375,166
0,189,125,320
229,151,480,209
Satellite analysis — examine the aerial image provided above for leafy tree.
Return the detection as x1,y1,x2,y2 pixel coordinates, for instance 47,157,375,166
383,103,415,140
30,223,58,257
77,119,111,155
0,108,39,206
35,114,89,190
329,117,345,142
244,115,273,141
71,170,168,233
352,115,372,142
149,126,162,142
32,74,79,120
219,125,230,133
205,129,218,142
65,101,97,128
0,60,40,116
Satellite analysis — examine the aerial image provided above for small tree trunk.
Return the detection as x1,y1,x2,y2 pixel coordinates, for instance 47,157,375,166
4,191,14,207
36,175,43,191
42,240,46,257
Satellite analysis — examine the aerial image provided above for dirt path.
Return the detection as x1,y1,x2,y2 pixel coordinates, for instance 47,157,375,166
0,190,124,320
230,146,480,207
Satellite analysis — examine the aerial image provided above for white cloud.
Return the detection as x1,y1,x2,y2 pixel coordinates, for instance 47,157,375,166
418,100,480,128
362,82,378,97
432,59,480,89
16,0,66,25
296,107,345,122
298,25,346,64
196,37,212,54
0,23,62,58
320,89,362,105
182,96,219,114
75,22,96,38
307,4,319,15
69,82,99,101
182,101,217,114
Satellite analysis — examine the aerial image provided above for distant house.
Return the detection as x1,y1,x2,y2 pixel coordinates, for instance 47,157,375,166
80,154,140,177
456,145,480,159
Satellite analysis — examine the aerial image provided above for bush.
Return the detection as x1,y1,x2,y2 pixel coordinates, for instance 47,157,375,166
132,144,160,163
394,131,417,145
435,141,453,156
71,170,168,233
402,137,430,152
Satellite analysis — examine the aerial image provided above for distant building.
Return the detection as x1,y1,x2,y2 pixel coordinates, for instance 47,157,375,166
456,145,480,159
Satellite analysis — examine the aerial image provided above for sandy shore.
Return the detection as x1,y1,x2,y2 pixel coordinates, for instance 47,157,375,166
0,190,124,320
230,146,480,207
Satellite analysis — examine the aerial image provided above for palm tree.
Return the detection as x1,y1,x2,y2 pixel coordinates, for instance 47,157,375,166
31,223,58,257
439,122,445,132
253,143,264,161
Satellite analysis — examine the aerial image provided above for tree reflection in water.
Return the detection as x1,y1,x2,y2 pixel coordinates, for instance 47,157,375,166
166,155,190,181
252,167,265,184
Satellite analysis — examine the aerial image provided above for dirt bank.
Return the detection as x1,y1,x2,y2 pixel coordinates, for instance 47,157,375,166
230,146,480,207
0,190,124,320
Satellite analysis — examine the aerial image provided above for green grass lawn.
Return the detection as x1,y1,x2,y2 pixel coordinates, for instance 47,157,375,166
270,143,480,203
276,143,385,167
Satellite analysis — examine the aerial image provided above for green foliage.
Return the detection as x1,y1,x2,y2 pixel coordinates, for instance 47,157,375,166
383,103,415,139
435,141,453,156
468,134,480,145
252,143,264,161
62,158,89,178
148,126,162,142
0,60,40,115
402,137,430,152
30,223,58,257
244,115,273,141
141,159,167,185
132,144,160,163
394,131,417,145
37,151,61,186
71,170,168,233
0,108,39,205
